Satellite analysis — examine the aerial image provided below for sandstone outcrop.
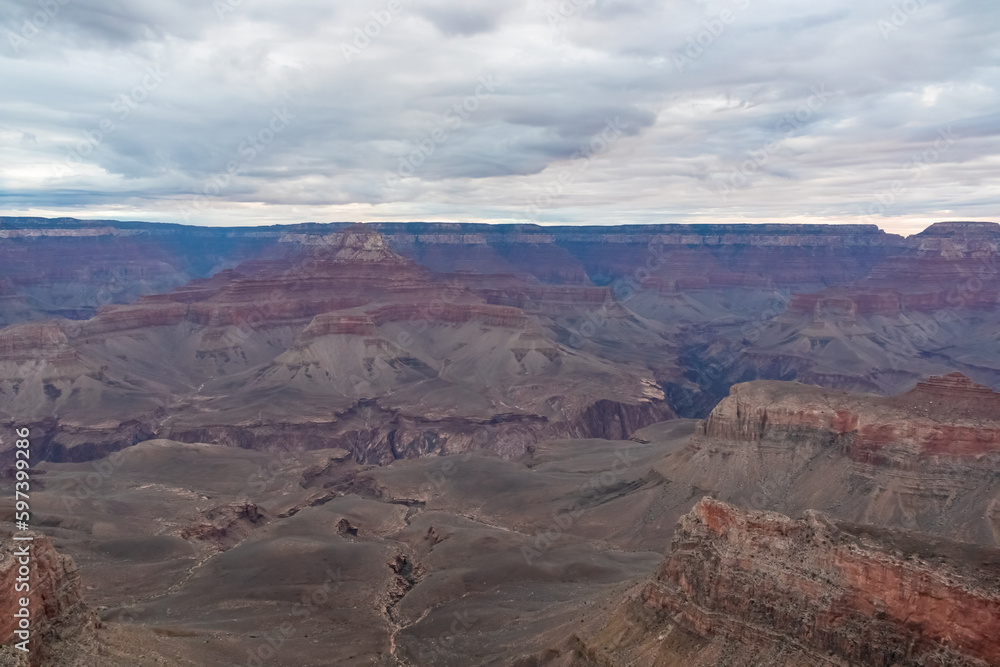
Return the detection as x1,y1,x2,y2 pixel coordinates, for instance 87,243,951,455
0,533,97,666
663,375,1000,546
701,372,1000,459
562,499,1000,667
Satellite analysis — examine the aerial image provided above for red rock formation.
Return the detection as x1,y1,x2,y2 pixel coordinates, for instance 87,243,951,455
0,323,71,362
861,222,1000,308
0,217,914,329
701,373,1000,460
636,499,1000,667
657,375,1000,547
0,533,97,666
899,372,1000,415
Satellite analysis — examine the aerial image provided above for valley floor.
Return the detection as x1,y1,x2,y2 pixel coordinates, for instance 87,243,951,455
2,420,698,666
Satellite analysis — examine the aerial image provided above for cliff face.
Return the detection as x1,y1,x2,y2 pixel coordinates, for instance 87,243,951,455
629,499,1000,667
0,533,98,666
0,323,72,362
700,373,1000,461
0,218,279,320
670,221,1000,406
654,375,1000,547
3,217,1000,463
0,228,672,464
0,218,907,326
861,222,1000,304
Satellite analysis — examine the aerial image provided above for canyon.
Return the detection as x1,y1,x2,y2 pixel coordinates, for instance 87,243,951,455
6,373,999,665
1,218,999,665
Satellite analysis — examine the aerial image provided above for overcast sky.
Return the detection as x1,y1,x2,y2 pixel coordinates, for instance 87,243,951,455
0,0,997,233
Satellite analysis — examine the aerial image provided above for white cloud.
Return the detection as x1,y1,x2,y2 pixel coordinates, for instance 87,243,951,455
0,0,997,233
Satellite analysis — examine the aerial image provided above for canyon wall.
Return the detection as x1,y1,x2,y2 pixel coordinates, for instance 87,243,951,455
634,499,1000,667
0,533,97,666
659,374,1000,547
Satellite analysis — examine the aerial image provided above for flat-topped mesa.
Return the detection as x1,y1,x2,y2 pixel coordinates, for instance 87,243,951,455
638,498,1000,667
914,220,1000,239
697,379,826,442
0,533,98,666
699,375,1000,459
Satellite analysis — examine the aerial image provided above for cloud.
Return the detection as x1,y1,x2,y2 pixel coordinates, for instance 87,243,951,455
0,0,997,231
415,0,519,36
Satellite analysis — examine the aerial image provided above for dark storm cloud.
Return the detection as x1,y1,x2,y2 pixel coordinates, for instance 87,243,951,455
0,0,997,229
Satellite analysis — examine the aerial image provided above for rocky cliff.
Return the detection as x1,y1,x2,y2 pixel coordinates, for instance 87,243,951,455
0,228,673,464
660,374,1000,546
700,373,1000,460
0,217,908,326
0,533,97,666
3,217,1000,463
689,221,1000,400
579,499,1000,667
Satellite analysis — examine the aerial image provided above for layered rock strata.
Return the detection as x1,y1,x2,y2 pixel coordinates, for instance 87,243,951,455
638,499,1000,667
664,374,1000,546
0,533,97,666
